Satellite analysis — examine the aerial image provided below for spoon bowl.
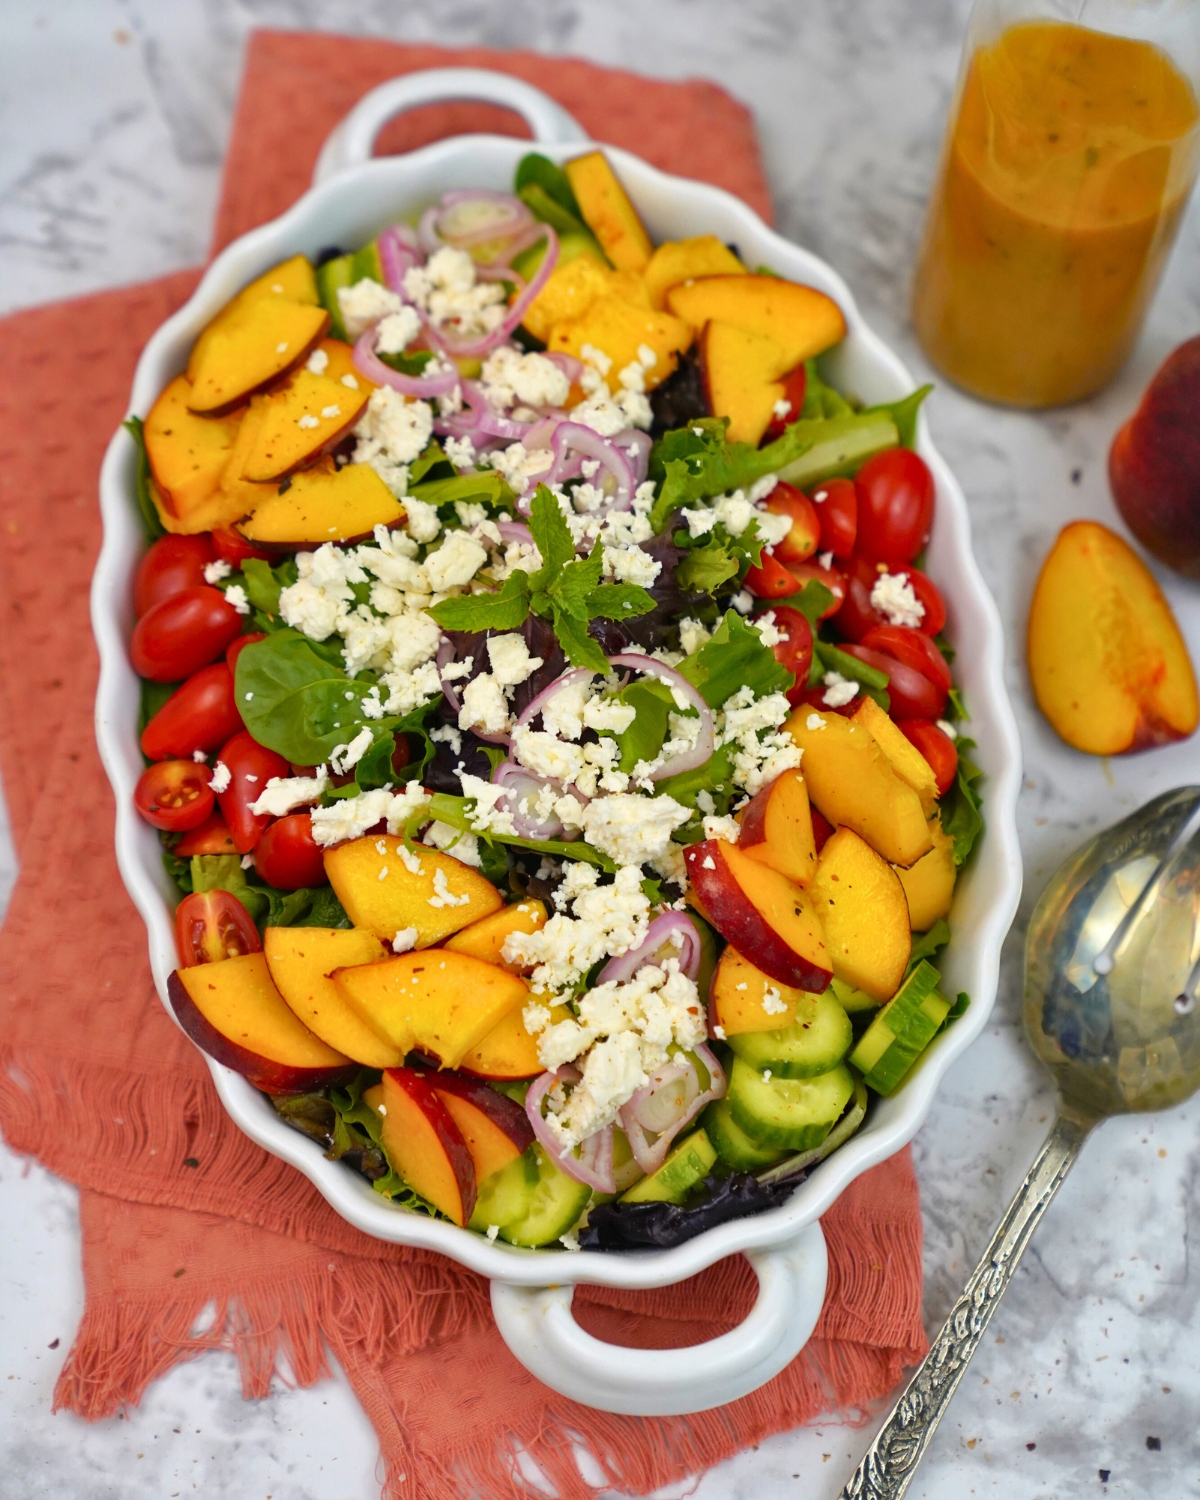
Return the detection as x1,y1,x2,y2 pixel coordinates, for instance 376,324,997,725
842,786,1200,1500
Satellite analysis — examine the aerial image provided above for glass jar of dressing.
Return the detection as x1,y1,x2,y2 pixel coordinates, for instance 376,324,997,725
912,0,1200,407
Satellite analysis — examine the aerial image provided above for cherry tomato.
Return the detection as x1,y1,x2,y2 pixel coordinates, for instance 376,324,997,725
899,720,958,797
810,805,835,854
133,760,214,832
783,557,847,617
133,534,216,619
839,643,947,720
226,631,267,678
765,481,820,564
744,550,799,599
763,364,808,442
174,810,237,857
835,555,947,642
808,477,857,560
175,889,262,968
794,683,863,718
213,730,292,854
253,814,327,890
130,585,245,682
854,447,935,566
859,625,953,692
759,606,813,702
140,663,243,761
212,525,271,566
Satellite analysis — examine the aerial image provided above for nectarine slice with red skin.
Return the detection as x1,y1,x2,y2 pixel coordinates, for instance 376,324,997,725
379,1067,477,1227
188,298,331,417
444,900,548,972
894,819,957,933
429,1072,534,1184
1028,520,1198,754
699,320,792,446
565,150,653,273
240,370,368,483
145,377,244,519
642,235,744,309
168,953,357,1096
237,460,405,551
264,926,400,1069
457,996,570,1080
709,946,807,1037
187,253,319,383
323,836,503,948
738,770,818,886
809,828,911,1002
851,696,939,817
684,839,832,993
667,274,846,371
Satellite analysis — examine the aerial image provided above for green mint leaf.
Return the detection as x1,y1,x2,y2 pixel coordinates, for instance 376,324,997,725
584,582,656,620
544,542,603,619
527,484,578,584
428,570,532,633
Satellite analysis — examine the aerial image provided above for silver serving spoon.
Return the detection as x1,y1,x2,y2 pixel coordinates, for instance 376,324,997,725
841,785,1200,1500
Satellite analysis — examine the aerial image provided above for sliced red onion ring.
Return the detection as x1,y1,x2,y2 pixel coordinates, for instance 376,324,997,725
606,654,715,779
525,1071,616,1192
352,329,460,399
542,351,585,385
610,428,653,486
597,911,703,985
619,1044,726,1175
435,191,535,250
436,379,533,442
435,635,466,716
420,226,559,360
512,666,598,734
540,422,635,513
494,519,535,548
491,759,567,841
377,225,421,296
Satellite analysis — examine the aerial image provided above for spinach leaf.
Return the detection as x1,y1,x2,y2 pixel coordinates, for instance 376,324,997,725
240,556,298,622
940,736,983,866
612,680,672,773
139,677,177,739
907,918,951,974
124,416,167,541
679,610,792,709
655,742,736,820
378,349,436,376
514,152,583,219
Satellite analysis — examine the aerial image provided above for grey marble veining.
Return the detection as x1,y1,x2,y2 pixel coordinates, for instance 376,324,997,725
1,0,1199,1496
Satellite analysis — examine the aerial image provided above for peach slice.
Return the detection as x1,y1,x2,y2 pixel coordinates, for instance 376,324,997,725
809,828,911,1002
187,298,330,417
684,839,831,992
667,274,846,369
565,150,654,272
894,819,957,932
783,706,933,867
851,696,939,816
331,950,528,1069
457,996,570,1080
144,376,244,519
187,253,319,382
1028,520,1198,754
167,953,357,1095
379,1067,477,1226
323,837,503,948
237,460,405,550
263,926,399,1068
709,946,808,1036
642,235,745,310
308,336,375,394
521,254,617,344
444,900,548,972
238,371,368,483
547,295,692,393
429,1072,534,1184
737,770,817,887
699,320,792,446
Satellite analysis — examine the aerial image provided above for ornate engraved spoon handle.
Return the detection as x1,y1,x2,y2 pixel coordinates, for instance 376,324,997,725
840,1105,1095,1500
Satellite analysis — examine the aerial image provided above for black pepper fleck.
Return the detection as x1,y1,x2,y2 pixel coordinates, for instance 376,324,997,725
1099,1470,1110,1482
1146,1436,1161,1451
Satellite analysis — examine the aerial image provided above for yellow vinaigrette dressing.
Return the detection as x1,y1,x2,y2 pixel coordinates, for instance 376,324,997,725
913,21,1200,407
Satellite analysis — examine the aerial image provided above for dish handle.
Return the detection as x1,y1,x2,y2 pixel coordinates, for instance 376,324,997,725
312,67,590,186
489,1218,828,1415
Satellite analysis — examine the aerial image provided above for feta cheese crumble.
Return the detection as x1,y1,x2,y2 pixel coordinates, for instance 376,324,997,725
870,570,926,628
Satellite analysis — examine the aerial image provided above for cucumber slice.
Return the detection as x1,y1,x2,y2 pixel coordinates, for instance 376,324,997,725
776,413,899,489
468,1147,539,1233
315,242,383,342
727,1057,855,1150
499,1145,592,1248
727,988,852,1078
830,976,880,1014
756,1076,869,1184
704,1098,788,1171
620,1129,717,1205
849,960,950,1095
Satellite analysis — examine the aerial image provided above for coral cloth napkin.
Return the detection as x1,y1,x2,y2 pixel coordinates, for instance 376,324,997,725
0,31,927,1500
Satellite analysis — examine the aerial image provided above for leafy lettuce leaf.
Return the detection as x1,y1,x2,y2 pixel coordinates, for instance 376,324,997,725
679,609,792,708
648,419,817,533
124,416,167,541
940,736,983,866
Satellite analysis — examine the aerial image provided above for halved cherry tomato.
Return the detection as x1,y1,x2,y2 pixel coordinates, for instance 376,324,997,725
762,363,808,442
859,625,953,692
140,662,243,761
174,809,237,856
226,631,267,678
174,889,262,968
839,643,947,720
130,585,245,682
213,730,291,854
134,534,216,618
133,760,214,832
783,558,847,617
811,805,834,853
765,481,820,564
835,555,947,642
212,525,271,566
758,606,813,702
808,476,857,560
794,683,863,718
854,447,935,566
253,813,327,890
899,719,959,796
744,550,799,599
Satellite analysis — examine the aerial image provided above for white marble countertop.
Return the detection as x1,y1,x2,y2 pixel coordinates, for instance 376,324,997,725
2,1,1198,1496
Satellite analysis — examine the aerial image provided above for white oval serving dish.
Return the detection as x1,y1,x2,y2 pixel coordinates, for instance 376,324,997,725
92,69,1023,1416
